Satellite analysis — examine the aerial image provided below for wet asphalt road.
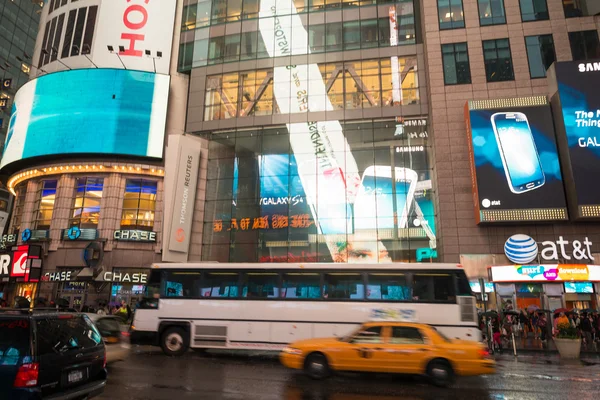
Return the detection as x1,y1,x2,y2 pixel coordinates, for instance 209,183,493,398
99,348,600,400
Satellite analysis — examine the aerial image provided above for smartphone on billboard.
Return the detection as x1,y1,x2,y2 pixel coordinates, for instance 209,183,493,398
491,112,545,194
353,166,418,231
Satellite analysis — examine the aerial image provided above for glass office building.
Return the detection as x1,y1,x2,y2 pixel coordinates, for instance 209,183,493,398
180,0,436,263
0,0,41,147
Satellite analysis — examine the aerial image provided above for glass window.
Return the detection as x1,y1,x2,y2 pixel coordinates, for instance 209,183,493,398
211,0,227,23
367,273,411,300
0,317,30,366
120,179,157,231
412,273,456,302
163,271,202,297
351,326,383,343
437,0,465,30
36,315,101,355
324,273,364,300
483,38,514,82
442,42,471,85
309,24,326,53
390,327,424,344
199,272,240,298
563,0,595,18
478,0,506,25
569,30,600,62
10,184,26,234
282,273,321,299
519,0,548,21
70,177,103,229
227,0,243,21
456,272,473,296
243,0,260,19
361,19,378,49
242,272,279,298
525,34,556,78
33,180,57,230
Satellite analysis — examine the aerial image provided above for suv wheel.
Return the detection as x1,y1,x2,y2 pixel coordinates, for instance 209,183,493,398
161,327,189,356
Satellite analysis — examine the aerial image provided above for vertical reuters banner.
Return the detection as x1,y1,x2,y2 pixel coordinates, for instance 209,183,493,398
166,135,201,254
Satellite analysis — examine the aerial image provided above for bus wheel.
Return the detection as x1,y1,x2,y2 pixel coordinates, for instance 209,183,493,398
161,327,189,356
304,353,330,380
426,359,454,387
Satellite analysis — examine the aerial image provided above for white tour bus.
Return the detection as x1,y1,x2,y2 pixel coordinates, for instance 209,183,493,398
130,263,480,356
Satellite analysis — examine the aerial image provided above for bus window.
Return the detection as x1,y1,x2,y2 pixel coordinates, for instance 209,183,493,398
199,272,239,298
455,271,473,296
324,273,364,300
242,273,279,299
163,271,201,298
412,273,455,302
366,273,410,301
282,273,320,299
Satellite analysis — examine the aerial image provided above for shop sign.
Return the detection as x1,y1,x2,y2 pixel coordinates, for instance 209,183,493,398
102,272,147,283
504,234,594,264
0,234,17,250
44,271,73,282
11,246,28,277
0,254,10,277
1,79,11,89
113,230,156,242
489,264,600,282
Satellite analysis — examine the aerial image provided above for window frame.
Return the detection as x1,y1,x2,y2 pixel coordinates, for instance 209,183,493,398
568,30,600,62
482,38,515,83
120,179,158,231
10,184,27,234
441,42,472,85
524,34,556,79
32,179,58,231
69,176,104,229
437,0,466,31
518,0,549,22
477,0,507,26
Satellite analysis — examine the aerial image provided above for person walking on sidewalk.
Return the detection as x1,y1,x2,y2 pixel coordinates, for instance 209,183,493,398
537,313,548,346
581,313,594,350
519,310,529,337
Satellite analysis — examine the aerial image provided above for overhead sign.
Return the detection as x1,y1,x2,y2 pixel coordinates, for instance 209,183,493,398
114,230,156,242
93,1,176,74
503,234,593,263
11,245,28,278
1,69,169,173
549,60,600,219
102,271,147,283
44,270,74,282
67,226,81,241
167,135,201,253
490,264,600,282
0,254,10,277
21,229,32,243
465,97,567,223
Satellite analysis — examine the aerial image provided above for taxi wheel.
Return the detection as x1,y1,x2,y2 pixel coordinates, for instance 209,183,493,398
304,353,331,380
426,359,454,387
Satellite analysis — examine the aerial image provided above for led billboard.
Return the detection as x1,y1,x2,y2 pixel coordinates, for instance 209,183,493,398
549,60,600,219
465,97,567,223
0,69,169,172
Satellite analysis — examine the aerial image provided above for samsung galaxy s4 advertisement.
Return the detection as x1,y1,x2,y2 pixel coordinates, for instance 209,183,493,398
466,97,567,223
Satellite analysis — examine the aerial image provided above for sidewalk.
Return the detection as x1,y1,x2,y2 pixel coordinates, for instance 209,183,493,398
494,333,600,357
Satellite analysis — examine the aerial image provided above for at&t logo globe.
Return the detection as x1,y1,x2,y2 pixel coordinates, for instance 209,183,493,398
504,234,538,264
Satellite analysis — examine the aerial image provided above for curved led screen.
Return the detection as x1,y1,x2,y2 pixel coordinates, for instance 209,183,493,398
1,69,169,171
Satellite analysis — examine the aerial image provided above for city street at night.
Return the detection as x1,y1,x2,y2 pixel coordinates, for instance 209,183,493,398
99,347,600,400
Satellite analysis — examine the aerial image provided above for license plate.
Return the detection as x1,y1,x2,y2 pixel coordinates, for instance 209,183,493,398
68,370,83,383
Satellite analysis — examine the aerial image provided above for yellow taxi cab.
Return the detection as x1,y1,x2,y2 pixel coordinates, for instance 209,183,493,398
280,321,494,386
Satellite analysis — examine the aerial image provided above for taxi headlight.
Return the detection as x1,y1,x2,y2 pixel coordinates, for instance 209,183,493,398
282,347,303,356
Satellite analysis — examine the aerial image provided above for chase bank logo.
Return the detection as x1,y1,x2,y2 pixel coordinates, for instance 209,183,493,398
504,234,538,264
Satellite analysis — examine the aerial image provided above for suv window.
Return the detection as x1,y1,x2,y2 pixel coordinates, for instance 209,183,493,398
36,315,102,355
0,318,30,366
390,327,425,345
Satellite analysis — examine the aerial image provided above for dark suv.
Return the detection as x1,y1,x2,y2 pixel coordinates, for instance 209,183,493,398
0,309,107,399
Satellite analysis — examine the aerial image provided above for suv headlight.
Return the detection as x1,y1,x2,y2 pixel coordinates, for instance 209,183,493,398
282,347,303,355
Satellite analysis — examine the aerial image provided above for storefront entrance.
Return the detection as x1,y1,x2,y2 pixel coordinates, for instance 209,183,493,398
57,281,89,311
515,284,542,310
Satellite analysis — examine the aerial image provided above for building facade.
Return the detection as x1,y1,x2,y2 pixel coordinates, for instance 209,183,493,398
422,0,600,310
0,0,188,309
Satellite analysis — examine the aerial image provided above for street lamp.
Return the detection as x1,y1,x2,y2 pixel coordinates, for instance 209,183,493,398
72,45,98,68
145,50,163,73
41,48,71,70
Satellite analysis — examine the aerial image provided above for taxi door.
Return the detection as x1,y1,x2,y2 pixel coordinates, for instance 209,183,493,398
336,325,390,372
382,326,435,374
